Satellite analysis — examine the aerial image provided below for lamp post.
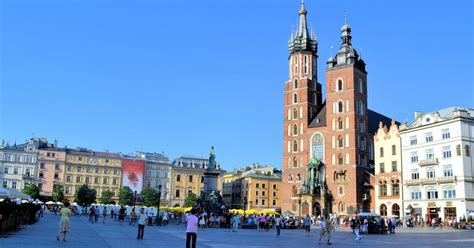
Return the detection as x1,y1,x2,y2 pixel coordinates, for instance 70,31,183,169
156,184,162,226
134,190,137,208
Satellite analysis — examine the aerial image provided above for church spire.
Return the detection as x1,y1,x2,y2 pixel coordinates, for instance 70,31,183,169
298,0,309,39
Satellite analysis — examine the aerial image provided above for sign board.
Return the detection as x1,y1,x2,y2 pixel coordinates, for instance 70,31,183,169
122,159,145,193
427,202,436,208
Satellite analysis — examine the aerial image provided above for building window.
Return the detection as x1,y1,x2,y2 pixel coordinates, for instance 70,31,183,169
78,157,82,161
410,152,418,163
425,132,433,142
94,177,99,184
262,191,266,196
104,168,109,174
426,168,435,178
339,186,344,195
288,174,293,182
296,173,301,182
13,168,18,174
256,190,259,196
65,186,71,195
442,146,452,159
426,149,434,160
105,159,109,163
465,145,471,157
293,108,298,119
188,187,192,193
77,166,82,172
311,133,324,160
391,161,397,172
201,176,204,183
256,183,260,189
2,181,7,188
380,183,387,196
114,168,118,175
177,174,181,182
3,167,8,174
112,178,117,185
293,93,298,104
54,172,59,179
11,181,17,189
85,177,90,184
379,163,385,173
293,124,298,136
338,101,343,113
411,188,422,199
443,165,453,177
40,163,45,169
189,175,193,182
273,200,276,206
103,178,108,184
338,118,343,130
410,136,417,145
76,176,81,183
294,79,298,89
292,185,297,197
175,188,180,198
337,79,343,91
443,187,456,199
427,188,438,199
442,129,450,139
411,169,419,179
273,184,277,190
337,136,343,148
338,154,343,165
66,176,71,182
293,140,298,152
379,147,384,157
392,182,400,196
262,184,266,189
392,145,396,155
95,167,100,174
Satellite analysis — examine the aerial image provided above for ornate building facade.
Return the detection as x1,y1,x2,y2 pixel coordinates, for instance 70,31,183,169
374,120,403,218
281,1,391,216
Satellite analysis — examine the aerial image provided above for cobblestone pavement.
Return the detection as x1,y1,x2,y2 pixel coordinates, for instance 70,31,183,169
1,215,473,248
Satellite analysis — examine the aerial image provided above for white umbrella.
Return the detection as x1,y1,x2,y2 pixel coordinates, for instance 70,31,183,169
0,188,12,199
46,201,55,205
56,202,63,205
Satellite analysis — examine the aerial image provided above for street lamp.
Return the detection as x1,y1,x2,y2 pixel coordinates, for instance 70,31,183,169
155,184,162,226
134,190,137,208
156,184,162,210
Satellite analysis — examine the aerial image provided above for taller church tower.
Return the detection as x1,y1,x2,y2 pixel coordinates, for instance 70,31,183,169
281,1,323,214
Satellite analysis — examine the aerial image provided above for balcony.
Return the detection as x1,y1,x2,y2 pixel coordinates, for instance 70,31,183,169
22,174,35,180
405,176,456,186
418,158,439,166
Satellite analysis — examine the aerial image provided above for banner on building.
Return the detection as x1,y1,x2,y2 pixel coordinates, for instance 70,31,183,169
122,159,145,193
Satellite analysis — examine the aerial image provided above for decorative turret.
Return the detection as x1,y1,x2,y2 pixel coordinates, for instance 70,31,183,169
327,15,366,72
288,0,317,55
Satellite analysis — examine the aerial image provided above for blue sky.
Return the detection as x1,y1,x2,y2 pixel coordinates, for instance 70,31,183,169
1,0,473,171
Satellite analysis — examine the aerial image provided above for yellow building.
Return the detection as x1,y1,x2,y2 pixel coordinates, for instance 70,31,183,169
170,156,224,207
223,164,281,211
64,149,122,202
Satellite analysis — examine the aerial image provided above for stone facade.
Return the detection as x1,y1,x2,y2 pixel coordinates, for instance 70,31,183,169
374,120,403,218
37,141,66,197
400,107,474,222
138,152,172,206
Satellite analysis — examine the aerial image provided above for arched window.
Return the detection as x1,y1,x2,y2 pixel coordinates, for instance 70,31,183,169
311,133,324,160
380,204,387,216
338,101,344,113
337,79,343,91
293,93,298,104
338,136,343,148
304,55,308,73
338,118,343,130
297,173,301,181
392,203,400,217
294,79,298,89
338,154,343,165
292,157,298,168
293,140,298,152
292,185,298,197
358,78,364,93
338,202,345,213
293,124,298,135
293,108,298,119
288,173,293,182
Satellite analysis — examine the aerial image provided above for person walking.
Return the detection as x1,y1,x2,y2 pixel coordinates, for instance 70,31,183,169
304,215,311,235
232,214,240,232
130,208,137,225
186,209,199,248
275,215,281,236
136,208,147,240
56,202,71,242
102,207,107,224
89,206,95,223
147,209,154,226
352,217,362,240
94,206,99,223
318,215,327,244
325,218,335,245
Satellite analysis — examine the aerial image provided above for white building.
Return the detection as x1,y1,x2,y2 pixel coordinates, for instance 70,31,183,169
0,139,39,191
137,152,172,205
400,107,474,222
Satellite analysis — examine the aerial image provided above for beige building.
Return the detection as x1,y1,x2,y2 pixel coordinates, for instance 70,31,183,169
37,141,66,197
64,149,122,202
170,156,224,207
374,120,403,218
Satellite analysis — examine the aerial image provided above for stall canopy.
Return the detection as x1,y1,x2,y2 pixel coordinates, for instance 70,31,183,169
0,188,32,200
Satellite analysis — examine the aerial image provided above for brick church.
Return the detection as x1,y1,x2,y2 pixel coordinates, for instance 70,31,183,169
281,1,391,217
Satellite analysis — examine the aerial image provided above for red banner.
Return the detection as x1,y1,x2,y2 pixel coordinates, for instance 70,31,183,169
122,159,144,193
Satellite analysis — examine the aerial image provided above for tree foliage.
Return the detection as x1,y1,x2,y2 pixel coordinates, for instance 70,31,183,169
76,184,97,207
101,190,113,204
23,183,39,198
52,184,64,202
119,186,134,206
141,188,158,207
184,192,197,207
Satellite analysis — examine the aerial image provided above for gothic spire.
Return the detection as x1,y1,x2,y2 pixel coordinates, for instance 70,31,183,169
288,0,317,55
298,0,309,39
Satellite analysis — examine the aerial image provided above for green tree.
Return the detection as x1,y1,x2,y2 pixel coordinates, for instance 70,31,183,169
52,184,64,202
76,184,97,207
184,192,197,207
23,183,39,198
141,188,158,207
101,190,113,204
119,186,134,206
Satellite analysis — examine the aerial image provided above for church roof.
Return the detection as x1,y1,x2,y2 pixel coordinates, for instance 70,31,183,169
308,101,327,128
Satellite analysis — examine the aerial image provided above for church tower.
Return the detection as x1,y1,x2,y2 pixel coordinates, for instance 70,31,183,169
324,17,371,214
282,0,322,214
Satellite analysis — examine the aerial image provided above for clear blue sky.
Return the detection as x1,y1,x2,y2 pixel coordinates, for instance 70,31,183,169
1,0,473,171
